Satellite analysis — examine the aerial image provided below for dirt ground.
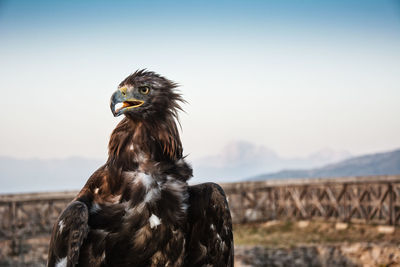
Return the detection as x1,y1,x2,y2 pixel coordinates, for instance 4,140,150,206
234,220,400,247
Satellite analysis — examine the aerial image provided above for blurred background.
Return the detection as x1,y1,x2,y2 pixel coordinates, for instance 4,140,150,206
1,1,400,266
1,0,400,193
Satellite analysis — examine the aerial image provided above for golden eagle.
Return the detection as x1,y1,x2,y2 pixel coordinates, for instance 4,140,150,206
47,70,234,267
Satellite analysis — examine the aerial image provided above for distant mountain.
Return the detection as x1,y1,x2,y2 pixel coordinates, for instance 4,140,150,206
247,148,400,181
191,141,351,183
0,156,103,193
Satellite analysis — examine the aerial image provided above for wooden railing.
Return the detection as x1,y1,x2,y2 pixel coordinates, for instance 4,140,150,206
1,175,400,252
0,191,76,254
222,175,400,224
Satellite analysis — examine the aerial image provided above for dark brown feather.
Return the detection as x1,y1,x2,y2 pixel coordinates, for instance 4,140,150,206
185,183,234,267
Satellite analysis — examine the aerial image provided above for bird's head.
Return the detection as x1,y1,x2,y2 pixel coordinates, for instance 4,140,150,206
110,70,183,119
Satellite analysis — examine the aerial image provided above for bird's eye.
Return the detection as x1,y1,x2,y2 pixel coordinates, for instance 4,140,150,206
138,86,150,95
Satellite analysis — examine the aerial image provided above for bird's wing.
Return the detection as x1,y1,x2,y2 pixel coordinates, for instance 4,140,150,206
47,201,89,267
186,182,234,267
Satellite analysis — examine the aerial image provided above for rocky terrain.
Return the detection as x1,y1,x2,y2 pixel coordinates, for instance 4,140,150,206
1,237,399,267
235,243,400,267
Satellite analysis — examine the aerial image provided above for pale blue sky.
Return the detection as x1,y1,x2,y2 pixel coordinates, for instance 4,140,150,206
1,0,400,160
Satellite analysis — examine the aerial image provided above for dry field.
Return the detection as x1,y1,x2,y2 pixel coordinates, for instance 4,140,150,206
234,220,400,266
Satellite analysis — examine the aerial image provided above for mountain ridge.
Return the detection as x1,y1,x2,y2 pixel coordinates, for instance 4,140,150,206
247,148,400,181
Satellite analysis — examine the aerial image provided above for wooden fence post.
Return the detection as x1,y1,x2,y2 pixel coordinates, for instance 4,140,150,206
389,183,394,225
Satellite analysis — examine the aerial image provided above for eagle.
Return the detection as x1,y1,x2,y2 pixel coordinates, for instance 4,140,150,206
47,70,234,267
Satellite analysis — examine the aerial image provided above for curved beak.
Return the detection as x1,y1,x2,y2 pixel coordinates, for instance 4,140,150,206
110,89,145,117
110,90,125,117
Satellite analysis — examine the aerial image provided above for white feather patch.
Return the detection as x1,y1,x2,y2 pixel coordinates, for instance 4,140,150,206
55,257,67,267
144,187,160,203
181,202,188,213
149,214,161,229
138,172,153,189
216,233,222,241
136,151,146,162
58,220,65,233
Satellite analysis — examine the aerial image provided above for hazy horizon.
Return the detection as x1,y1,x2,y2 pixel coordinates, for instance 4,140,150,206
1,142,399,194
